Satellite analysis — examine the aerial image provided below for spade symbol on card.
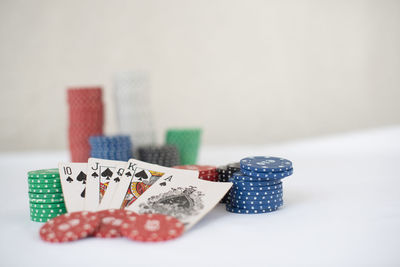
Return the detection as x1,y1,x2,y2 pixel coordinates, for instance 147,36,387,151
159,181,166,186
66,176,73,183
135,170,149,181
81,188,86,198
114,177,120,183
76,171,87,185
101,168,113,181
91,172,99,179
125,171,132,177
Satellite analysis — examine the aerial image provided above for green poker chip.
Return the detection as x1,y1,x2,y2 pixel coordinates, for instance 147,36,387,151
30,207,66,215
31,216,51,223
28,168,60,179
29,197,64,204
166,128,202,165
30,212,64,218
29,187,63,194
28,178,60,184
29,192,64,199
28,182,61,189
30,202,66,209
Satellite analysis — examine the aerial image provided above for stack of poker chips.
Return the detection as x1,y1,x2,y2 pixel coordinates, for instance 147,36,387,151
165,128,202,165
173,165,218,182
114,72,156,147
89,135,133,161
226,156,293,214
68,87,104,162
28,169,67,222
217,162,241,203
137,145,180,167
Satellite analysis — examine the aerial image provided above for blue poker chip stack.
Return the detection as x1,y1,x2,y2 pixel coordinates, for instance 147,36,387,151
226,156,293,214
89,135,133,161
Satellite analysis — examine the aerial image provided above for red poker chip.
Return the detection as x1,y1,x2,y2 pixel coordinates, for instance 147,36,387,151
39,211,100,243
120,214,184,242
94,209,139,238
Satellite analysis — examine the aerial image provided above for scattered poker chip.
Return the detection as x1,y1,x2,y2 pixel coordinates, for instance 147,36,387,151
229,189,282,197
229,198,283,209
29,188,63,194
28,169,60,179
94,209,139,238
240,156,293,173
226,203,282,214
241,168,293,179
30,197,65,204
231,183,282,192
28,178,61,184
29,193,64,199
30,203,66,209
227,193,283,201
28,183,62,189
121,213,184,242
40,211,100,242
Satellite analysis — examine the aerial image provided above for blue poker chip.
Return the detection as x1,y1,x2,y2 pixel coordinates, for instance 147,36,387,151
241,168,293,179
230,181,282,191
229,198,283,209
240,156,292,173
229,188,283,197
226,202,282,214
227,193,283,201
231,172,282,184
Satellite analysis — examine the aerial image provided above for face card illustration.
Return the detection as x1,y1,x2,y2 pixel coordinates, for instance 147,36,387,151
111,159,198,210
97,161,128,211
85,159,126,211
126,174,232,230
58,162,88,212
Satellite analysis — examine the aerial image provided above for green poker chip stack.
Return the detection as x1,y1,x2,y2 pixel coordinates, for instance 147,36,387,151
27,169,67,223
165,128,202,165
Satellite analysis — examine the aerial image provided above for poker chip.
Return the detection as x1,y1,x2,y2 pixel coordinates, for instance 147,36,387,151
229,189,282,197
121,213,184,242
68,87,104,162
114,72,156,147
138,145,180,167
29,193,64,199
90,135,133,161
230,183,282,192
230,175,282,187
94,209,139,238
240,156,293,173
173,165,218,182
226,203,282,214
29,187,63,194
166,128,201,165
40,211,100,243
229,198,283,210
28,169,67,222
30,203,66,209
227,193,283,201
241,168,293,179
228,194,283,205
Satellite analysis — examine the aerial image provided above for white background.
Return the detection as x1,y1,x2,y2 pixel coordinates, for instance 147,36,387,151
1,0,400,151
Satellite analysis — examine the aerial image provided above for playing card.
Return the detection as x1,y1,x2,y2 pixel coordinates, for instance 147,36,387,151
58,162,88,212
126,174,232,230
85,158,126,211
110,159,198,210
97,161,128,211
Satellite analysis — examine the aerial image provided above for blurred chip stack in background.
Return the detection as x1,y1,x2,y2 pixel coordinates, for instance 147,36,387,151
89,135,133,161
137,144,180,167
114,72,155,148
67,87,104,162
217,163,240,203
166,128,202,165
173,165,218,182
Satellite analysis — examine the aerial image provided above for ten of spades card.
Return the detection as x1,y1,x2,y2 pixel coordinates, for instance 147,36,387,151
85,158,126,211
97,161,128,211
126,173,232,230
58,162,88,212
110,159,198,210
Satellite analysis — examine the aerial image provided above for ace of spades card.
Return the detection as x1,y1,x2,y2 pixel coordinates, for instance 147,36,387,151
97,161,128,211
127,174,233,230
58,162,88,212
111,159,198,210
85,158,126,211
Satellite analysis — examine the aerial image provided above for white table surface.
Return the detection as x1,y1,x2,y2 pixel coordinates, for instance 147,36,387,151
1,126,399,267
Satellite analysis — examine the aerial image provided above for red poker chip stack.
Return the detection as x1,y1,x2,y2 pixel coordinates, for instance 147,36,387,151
68,87,104,162
173,165,218,182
